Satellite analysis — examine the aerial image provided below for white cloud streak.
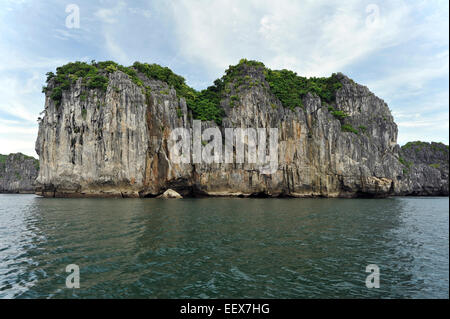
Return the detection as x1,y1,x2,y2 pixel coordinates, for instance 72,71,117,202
168,0,419,76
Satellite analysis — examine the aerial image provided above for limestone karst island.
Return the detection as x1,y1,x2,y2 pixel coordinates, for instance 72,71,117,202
1,59,448,198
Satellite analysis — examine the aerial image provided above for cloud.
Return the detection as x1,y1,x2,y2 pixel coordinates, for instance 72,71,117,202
103,31,129,64
0,135,38,157
0,74,42,123
128,7,151,18
95,1,127,24
168,0,420,77
366,50,449,100
93,1,131,64
0,51,69,72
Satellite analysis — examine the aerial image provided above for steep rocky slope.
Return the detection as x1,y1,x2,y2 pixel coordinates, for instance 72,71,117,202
397,142,449,195
34,60,448,197
0,153,39,193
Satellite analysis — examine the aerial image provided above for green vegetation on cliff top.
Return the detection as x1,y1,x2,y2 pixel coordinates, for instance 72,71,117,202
402,141,429,150
0,153,39,171
43,59,343,124
264,68,342,110
402,141,449,154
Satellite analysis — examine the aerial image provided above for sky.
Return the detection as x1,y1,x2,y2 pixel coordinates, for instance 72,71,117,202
0,0,448,157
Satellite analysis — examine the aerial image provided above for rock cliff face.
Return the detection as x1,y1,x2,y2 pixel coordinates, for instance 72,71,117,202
397,142,449,196
0,153,39,193
35,60,448,197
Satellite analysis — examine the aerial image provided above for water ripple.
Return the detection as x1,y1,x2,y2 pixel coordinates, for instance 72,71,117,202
0,195,448,298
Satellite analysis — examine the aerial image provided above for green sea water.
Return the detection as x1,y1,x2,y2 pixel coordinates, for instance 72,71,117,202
0,194,448,298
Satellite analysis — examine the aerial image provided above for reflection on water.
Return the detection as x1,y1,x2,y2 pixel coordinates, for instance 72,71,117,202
0,195,448,298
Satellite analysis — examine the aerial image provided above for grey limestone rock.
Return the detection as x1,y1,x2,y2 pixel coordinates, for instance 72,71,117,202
34,64,448,198
0,153,39,193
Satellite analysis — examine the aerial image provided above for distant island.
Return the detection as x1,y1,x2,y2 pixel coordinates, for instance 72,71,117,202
0,153,39,194
5,59,449,198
